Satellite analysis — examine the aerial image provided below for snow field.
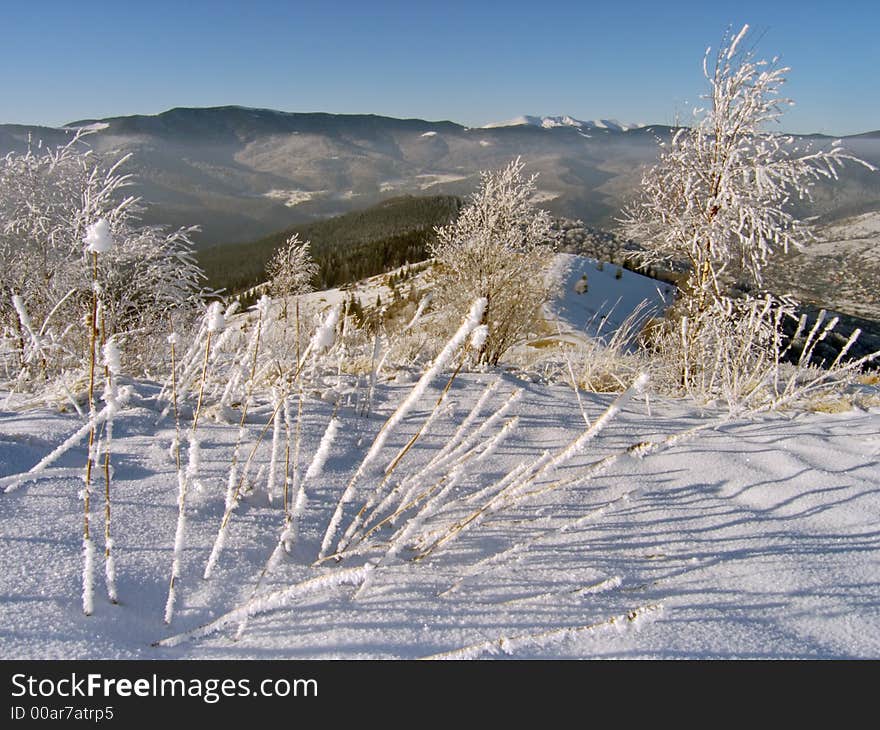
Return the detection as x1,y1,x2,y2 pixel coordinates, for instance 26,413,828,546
1,370,878,659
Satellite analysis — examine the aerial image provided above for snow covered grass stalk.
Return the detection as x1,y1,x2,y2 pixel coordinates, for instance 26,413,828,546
203,404,280,580
435,409,748,598
193,302,224,427
310,303,341,375
81,536,96,617
204,327,319,580
361,329,382,417
100,335,122,604
80,219,113,616
420,604,662,660
559,332,590,427
279,410,340,549
156,566,373,647
499,576,623,606
351,466,466,600
219,299,266,515
318,298,486,561
384,329,480,478
382,408,522,537
81,281,98,615
266,387,283,504
288,299,305,522
163,465,187,626
166,329,183,477
575,299,654,394
344,383,517,553
383,405,521,536
233,410,340,640
287,386,305,525
758,309,880,412
8,287,77,390
658,296,880,411
221,297,267,410
413,373,648,561
329,410,521,564
426,368,849,602
300,412,338,494
163,327,184,624
11,294,47,380
0,399,121,493
439,488,642,597
157,322,205,420
282,404,340,553
334,334,475,556
280,354,310,533
426,386,521,474
164,304,223,622
360,293,430,417
159,302,238,423
427,378,502,465
165,421,207,617
281,394,293,524
766,343,879,413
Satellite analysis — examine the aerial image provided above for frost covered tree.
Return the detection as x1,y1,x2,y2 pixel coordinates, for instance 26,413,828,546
429,158,558,365
622,24,870,302
265,233,318,317
620,25,874,399
0,131,205,385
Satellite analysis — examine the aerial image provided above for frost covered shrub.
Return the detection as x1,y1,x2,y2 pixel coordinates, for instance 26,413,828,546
266,233,318,318
0,131,205,388
429,158,559,366
620,25,875,407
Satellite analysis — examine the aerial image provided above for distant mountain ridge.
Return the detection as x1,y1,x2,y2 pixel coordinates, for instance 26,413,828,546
1,105,878,248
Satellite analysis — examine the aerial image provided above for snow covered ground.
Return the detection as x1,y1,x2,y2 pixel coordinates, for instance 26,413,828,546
548,253,672,343
2,369,879,659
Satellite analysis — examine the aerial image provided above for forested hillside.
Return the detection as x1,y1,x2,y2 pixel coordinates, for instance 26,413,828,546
198,195,461,294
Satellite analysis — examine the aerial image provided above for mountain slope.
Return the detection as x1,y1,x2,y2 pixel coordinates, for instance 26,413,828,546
6,106,876,250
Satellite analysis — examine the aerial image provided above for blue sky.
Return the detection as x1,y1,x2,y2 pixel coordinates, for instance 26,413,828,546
1,0,877,135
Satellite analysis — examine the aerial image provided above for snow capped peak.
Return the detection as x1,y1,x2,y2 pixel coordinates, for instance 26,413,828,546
482,115,571,129
481,115,643,132
586,118,642,132
539,115,584,129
